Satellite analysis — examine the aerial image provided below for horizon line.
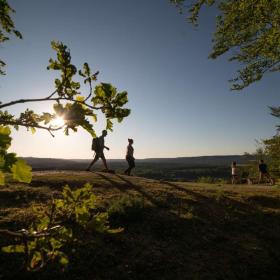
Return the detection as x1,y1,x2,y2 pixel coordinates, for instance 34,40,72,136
22,154,250,161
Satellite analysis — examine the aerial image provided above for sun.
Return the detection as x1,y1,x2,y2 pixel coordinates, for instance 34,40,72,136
50,116,65,128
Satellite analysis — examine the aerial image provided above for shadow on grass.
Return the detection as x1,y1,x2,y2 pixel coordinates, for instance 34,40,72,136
99,173,166,208
246,195,280,209
1,174,280,280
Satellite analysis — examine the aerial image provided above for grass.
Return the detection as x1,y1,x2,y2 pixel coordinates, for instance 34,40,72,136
0,170,280,279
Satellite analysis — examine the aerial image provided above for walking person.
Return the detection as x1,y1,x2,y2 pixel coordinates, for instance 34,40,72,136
86,130,110,171
124,138,135,176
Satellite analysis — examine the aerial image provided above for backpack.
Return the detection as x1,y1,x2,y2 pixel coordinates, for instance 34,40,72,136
91,137,100,152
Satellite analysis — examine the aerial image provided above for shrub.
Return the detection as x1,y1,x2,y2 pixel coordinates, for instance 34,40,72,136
0,184,122,271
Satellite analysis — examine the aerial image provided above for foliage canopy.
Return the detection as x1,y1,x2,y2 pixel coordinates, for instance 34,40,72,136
170,0,280,90
263,135,280,177
0,0,22,75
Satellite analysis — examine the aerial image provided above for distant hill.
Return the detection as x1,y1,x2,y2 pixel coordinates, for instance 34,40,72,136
23,155,254,170
22,155,255,182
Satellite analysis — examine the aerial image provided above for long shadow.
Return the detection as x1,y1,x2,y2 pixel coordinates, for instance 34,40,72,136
162,181,261,221
163,181,250,208
162,181,209,200
2,178,280,279
110,174,170,207
96,173,129,193
246,195,280,209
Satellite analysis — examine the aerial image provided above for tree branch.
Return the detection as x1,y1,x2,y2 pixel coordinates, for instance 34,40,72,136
84,81,93,102
0,226,62,240
0,120,64,137
0,95,103,110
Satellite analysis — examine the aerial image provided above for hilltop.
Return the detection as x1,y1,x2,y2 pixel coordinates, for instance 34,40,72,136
0,171,280,280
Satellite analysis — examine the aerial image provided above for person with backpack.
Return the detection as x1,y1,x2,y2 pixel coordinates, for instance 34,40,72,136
124,138,135,176
86,130,110,171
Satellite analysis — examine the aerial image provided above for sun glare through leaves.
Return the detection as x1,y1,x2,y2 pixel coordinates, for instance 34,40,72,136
50,116,65,128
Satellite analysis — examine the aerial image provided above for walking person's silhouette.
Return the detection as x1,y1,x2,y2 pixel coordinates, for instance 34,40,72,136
87,130,109,171
124,138,135,176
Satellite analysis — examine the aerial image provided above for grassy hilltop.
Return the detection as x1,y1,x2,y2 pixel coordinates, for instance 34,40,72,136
0,171,280,280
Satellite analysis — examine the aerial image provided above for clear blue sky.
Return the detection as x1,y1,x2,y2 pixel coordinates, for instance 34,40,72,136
1,0,279,159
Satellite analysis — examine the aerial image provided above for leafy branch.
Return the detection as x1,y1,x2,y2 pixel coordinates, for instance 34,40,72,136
170,0,280,90
0,184,123,271
0,0,22,75
0,40,130,185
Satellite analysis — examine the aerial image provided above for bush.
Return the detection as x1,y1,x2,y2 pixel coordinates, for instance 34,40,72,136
0,184,122,271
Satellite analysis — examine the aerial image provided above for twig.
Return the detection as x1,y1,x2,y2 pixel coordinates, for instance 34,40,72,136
0,120,64,136
45,90,57,99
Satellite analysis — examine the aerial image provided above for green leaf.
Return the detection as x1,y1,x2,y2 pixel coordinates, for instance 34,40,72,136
106,119,113,131
0,126,12,148
76,95,85,102
83,63,90,76
107,227,124,234
0,126,11,136
2,245,25,253
91,113,97,122
0,156,5,168
30,127,36,134
0,171,5,185
13,30,23,39
58,253,69,266
11,159,32,183
30,251,42,269
3,153,17,171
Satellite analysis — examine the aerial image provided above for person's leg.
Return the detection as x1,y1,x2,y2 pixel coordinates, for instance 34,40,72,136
127,157,135,175
101,154,109,170
124,157,135,176
130,159,135,175
124,166,130,174
124,157,130,175
127,167,132,176
87,154,99,171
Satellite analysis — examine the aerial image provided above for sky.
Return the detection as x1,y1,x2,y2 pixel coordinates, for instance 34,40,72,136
1,0,279,159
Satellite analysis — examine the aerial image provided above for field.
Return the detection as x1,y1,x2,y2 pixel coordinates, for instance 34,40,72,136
1,171,280,279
